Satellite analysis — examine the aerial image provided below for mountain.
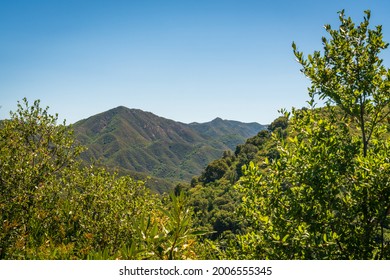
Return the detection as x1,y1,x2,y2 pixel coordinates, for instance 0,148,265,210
73,106,266,192
189,117,264,150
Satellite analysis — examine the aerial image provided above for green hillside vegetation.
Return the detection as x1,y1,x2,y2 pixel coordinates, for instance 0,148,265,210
207,10,390,259
182,116,287,241
1,10,389,260
0,99,207,259
178,10,390,259
73,106,265,192
190,117,264,149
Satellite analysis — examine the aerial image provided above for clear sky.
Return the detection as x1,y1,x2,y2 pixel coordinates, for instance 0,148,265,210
1,0,390,124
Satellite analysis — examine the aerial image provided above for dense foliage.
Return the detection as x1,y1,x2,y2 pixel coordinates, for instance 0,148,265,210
0,99,205,259
185,125,281,241
231,10,390,259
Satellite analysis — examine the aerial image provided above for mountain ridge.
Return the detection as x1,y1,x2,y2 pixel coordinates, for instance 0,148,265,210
73,106,266,192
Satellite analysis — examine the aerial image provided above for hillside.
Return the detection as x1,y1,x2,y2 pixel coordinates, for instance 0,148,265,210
183,116,285,238
73,106,266,191
189,117,263,150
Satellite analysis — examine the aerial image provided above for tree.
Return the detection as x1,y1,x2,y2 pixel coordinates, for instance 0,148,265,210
292,10,390,157
268,116,288,133
236,10,390,259
0,98,83,258
292,9,390,259
200,159,229,184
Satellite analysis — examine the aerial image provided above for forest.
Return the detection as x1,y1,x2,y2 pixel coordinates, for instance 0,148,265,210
1,10,389,260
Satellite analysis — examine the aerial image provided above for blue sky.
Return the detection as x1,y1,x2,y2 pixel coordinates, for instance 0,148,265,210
1,0,390,124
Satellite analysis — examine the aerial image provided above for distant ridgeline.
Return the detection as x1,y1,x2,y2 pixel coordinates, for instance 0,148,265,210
73,106,266,193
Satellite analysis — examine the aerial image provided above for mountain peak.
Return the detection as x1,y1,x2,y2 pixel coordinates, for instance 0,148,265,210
110,106,145,115
211,117,224,122
114,105,128,110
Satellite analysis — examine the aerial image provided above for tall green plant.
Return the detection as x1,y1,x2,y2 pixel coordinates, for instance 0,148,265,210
0,98,83,258
292,9,390,259
293,10,390,157
136,192,208,260
236,10,390,259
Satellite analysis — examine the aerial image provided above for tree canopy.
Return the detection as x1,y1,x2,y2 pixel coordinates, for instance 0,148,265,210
234,10,390,259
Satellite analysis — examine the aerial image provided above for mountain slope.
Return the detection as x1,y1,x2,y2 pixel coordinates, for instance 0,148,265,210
190,117,265,150
73,106,265,191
